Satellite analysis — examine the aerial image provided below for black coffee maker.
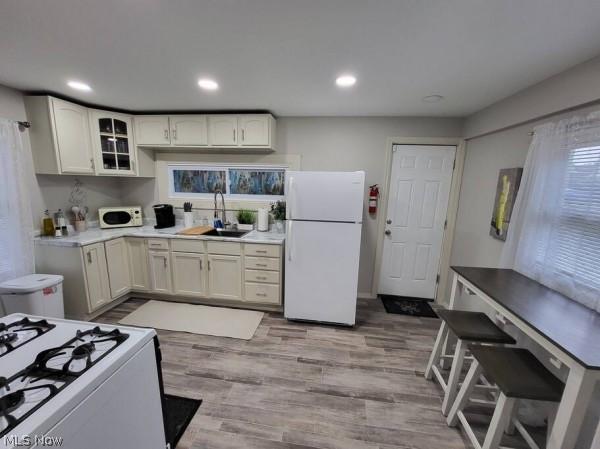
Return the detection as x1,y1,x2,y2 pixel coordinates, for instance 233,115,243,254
153,204,175,229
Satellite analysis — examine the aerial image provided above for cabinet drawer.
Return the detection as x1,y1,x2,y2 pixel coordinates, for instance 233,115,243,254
172,239,205,253
245,282,280,304
146,239,169,250
207,241,241,256
245,257,279,271
245,269,279,284
245,244,280,258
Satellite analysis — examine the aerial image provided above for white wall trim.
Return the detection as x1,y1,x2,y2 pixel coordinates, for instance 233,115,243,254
371,137,466,303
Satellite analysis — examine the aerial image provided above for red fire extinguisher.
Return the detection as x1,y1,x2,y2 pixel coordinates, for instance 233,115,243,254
369,184,379,215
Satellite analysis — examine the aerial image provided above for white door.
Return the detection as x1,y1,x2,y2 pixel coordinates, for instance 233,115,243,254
285,171,365,222
82,243,111,312
207,254,242,300
127,238,150,290
51,98,95,174
134,116,170,145
105,238,131,299
172,252,207,297
170,115,208,146
148,250,172,293
208,115,238,146
285,220,361,325
378,145,455,299
239,115,269,146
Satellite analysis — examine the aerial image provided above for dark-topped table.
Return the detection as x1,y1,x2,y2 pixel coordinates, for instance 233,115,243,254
448,267,600,449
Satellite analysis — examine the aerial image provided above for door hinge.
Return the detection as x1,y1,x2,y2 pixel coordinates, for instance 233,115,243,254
452,160,456,170
436,274,440,284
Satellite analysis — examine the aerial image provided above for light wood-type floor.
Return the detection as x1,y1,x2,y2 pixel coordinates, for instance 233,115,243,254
98,298,472,449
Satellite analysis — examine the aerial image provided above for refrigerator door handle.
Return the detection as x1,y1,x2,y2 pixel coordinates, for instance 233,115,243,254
288,176,295,220
288,220,293,262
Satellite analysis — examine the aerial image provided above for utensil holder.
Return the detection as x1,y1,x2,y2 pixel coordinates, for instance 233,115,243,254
183,212,194,229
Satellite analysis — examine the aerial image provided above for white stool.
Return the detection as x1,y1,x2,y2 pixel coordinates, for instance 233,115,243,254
425,310,516,415
447,345,563,449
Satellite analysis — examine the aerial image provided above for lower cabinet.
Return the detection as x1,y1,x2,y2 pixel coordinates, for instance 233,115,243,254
172,252,207,297
82,242,112,312
148,249,172,293
207,254,242,300
105,238,131,299
127,238,150,291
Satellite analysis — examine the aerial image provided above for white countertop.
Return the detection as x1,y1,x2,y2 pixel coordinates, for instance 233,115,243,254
35,225,285,247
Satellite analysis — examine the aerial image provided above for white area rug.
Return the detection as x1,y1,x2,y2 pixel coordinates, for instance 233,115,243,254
119,300,264,340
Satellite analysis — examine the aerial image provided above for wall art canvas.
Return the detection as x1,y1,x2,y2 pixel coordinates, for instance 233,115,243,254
172,169,226,194
228,169,285,196
490,167,523,241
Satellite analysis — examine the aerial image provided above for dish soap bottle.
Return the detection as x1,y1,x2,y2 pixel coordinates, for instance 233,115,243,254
42,210,55,236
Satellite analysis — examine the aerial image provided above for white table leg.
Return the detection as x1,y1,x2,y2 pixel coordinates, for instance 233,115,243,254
442,338,467,416
441,273,461,369
547,364,597,449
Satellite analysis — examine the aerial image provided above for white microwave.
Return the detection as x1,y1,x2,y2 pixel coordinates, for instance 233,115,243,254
99,206,143,229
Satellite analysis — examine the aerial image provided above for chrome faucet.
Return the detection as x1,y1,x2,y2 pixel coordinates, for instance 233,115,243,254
213,189,228,228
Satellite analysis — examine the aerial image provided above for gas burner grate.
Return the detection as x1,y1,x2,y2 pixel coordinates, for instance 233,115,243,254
0,318,55,358
0,325,129,437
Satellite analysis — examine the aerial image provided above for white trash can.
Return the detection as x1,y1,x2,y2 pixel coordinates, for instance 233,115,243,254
0,274,64,318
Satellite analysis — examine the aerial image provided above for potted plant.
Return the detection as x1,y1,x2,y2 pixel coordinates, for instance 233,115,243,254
236,209,256,231
270,200,286,233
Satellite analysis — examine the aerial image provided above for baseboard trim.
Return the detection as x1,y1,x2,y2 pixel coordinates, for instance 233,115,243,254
358,292,377,300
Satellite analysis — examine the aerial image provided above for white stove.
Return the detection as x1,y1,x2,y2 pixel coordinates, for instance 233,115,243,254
0,314,166,449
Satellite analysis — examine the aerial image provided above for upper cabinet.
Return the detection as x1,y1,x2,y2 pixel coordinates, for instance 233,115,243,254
25,97,95,175
24,96,155,177
89,110,137,176
136,113,275,150
134,116,170,146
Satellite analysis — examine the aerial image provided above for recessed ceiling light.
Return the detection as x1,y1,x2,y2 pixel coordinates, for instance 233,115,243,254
336,75,357,88
422,94,444,103
67,80,92,92
198,78,219,91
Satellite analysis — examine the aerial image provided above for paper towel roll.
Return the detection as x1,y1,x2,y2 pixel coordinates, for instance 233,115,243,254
257,208,269,232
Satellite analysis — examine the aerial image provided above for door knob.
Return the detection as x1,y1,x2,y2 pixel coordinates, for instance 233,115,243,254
384,230,391,236
386,219,392,224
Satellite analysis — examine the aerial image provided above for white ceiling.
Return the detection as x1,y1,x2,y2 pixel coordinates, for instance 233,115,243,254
1,0,600,116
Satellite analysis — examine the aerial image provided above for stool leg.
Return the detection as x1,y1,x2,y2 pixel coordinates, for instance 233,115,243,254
482,393,516,449
447,359,482,427
442,338,466,416
504,399,517,435
425,321,447,380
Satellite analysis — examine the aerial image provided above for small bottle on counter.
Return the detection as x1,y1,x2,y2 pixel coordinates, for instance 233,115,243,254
42,210,55,237
54,209,68,237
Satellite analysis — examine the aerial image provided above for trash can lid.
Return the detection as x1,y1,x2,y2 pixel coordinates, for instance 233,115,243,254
0,274,64,294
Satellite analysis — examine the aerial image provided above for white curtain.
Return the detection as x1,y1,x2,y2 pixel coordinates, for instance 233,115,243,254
0,119,34,283
503,111,600,311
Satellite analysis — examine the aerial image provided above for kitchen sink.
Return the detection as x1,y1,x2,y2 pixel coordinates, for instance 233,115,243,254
202,229,250,238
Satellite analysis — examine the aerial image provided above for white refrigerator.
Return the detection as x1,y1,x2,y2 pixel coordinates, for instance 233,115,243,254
284,171,365,325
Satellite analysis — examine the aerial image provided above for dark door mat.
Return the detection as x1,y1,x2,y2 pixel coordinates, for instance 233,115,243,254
164,394,202,448
380,295,438,318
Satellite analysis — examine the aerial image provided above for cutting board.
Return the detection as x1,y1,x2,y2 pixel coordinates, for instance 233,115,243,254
177,225,214,236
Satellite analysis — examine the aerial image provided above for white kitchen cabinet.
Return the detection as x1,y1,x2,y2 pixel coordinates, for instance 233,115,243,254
148,250,172,293
239,115,271,146
82,242,112,312
24,96,95,175
89,110,137,176
127,238,150,291
208,254,242,300
208,115,238,146
172,252,208,297
170,115,208,146
134,116,171,145
105,238,132,299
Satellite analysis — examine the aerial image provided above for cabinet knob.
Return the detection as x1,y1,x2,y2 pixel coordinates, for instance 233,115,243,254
172,129,177,140
384,230,391,236
164,129,169,140
87,252,92,264
242,129,245,141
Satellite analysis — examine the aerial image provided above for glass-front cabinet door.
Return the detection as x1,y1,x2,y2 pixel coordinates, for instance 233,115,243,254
90,110,136,175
